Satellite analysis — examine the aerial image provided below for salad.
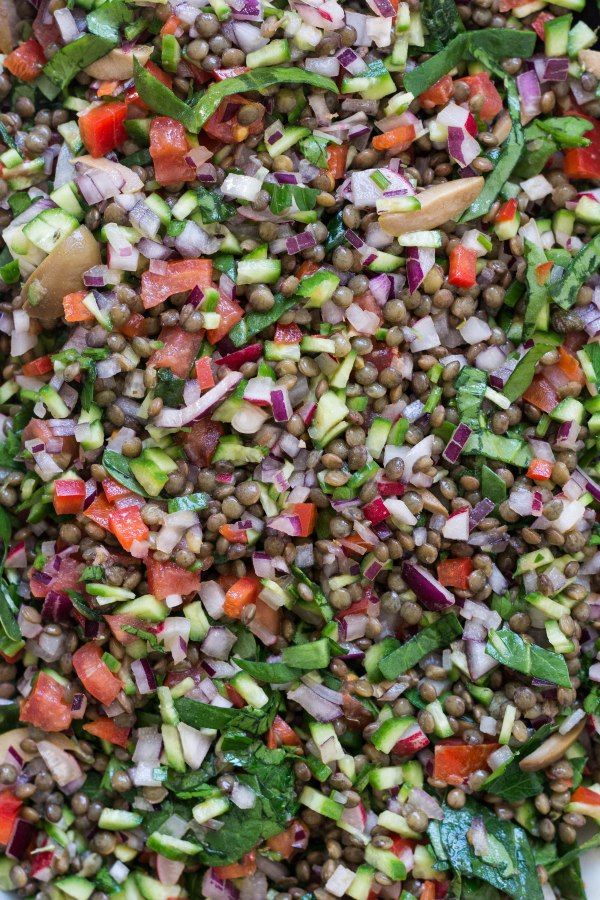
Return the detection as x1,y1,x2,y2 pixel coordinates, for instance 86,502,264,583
0,0,600,897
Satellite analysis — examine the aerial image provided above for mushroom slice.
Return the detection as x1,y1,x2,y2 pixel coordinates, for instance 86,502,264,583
0,0,19,53
22,226,101,320
519,718,585,773
380,177,485,236
84,45,153,81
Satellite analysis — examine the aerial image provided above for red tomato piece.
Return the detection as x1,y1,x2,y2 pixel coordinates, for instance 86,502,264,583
564,115,600,180
203,95,265,143
141,259,213,310
195,356,215,390
109,505,149,552
523,375,558,413
433,742,500,785
458,73,503,123
437,558,473,590
449,245,477,289
223,575,261,618
266,821,307,859
180,418,223,467
535,261,554,285
29,555,82,600
249,598,281,643
83,494,113,530
4,39,46,82
63,290,93,324
214,851,256,880
326,143,349,180
495,198,518,223
20,672,73,732
419,75,453,109
206,294,244,345
148,326,203,378
527,458,554,482
571,786,600,806
79,102,128,158
72,643,122,707
289,502,317,537
372,124,416,152
267,715,302,749
104,613,147,645
146,556,201,601
0,791,22,846
532,11,554,40
102,478,133,504
53,479,86,516
21,355,53,377
219,523,248,544
83,718,131,748
120,312,149,339
149,116,196,185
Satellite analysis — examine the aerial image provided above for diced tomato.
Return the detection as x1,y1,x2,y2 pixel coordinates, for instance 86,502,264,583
63,290,93,323
203,94,265,143
295,260,320,281
73,643,122,707
437,557,473,590
193,356,214,391
22,419,73,461
22,355,53,377
266,822,307,859
83,718,131,748
535,261,554,286
104,613,146,646
365,345,396,372
160,14,181,35
120,312,150,339
555,345,585,385
148,326,203,379
53,479,86,516
213,66,250,81
141,259,213,309
526,458,553,482
83,494,113,530
180,418,223,468
146,555,201,600
250,598,281,642
336,596,369,618
20,672,73,732
109,505,149,552
149,116,196,185
219,523,248,544
372,124,416,152
449,245,477,289
102,478,133,504
532,11,554,40
223,575,261,618
274,323,302,344
523,375,558,413
433,742,500,786
29,555,82,600
326,143,348,180
0,792,22,846
125,62,173,110
495,198,518,223
420,883,437,900
564,115,600,180
571,786,600,806
225,683,246,708
206,294,244,345
96,81,120,99
355,290,382,318
267,715,302,749
289,503,317,537
4,39,46,82
419,75,453,109
214,851,256,880
458,73,503,123
79,102,128,158
33,0,61,50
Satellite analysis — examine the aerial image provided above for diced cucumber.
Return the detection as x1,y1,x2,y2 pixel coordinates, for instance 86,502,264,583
367,249,403,272
342,60,396,100
499,703,517,745
237,258,281,285
369,765,404,791
296,269,340,307
546,619,575,654
309,390,348,445
246,38,291,68
413,844,442,880
266,126,310,158
129,448,178,496
98,809,143,831
310,722,345,763
347,864,375,900
366,417,392,459
371,716,415,754
300,335,336,354
364,844,406,881
364,637,399,683
171,189,198,221
299,785,344,821
145,193,171,227
544,14,572,56
192,795,230,824
568,19,596,55
23,208,79,254
229,671,269,708
425,699,453,738
377,810,420,838
161,724,186,773
50,182,85,220
575,196,600,224
146,832,202,861
515,547,555,575
330,350,358,390
183,601,209,641
119,594,169,621
397,230,442,248
134,873,182,900
550,396,584,424
158,685,179,725
55,877,95,900
86,583,135,604
38,385,69,419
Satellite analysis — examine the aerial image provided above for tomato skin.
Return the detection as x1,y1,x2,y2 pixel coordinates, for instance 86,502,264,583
141,259,213,310
288,503,317,537
419,75,453,109
149,116,196,185
72,643,123,707
274,323,302,344
148,326,203,378
266,822,307,859
0,792,22,846
146,556,200,600
79,102,128,158
120,313,150,339
180,418,223,468
20,672,73,732
564,115,600,180
495,198,518,223
433,742,500,785
195,356,215,390
531,11,554,39
249,598,281,644
206,294,244,345
523,375,558,413
83,718,131,748
4,39,46,82
203,94,265,143
571,786,600,806
104,614,146,645
29,555,82,600
102,478,133,504
83,494,113,530
437,557,473,590
458,73,503,123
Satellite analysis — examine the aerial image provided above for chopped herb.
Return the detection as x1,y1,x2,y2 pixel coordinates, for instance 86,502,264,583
486,628,572,688
44,35,116,89
102,450,150,498
379,613,462,679
196,186,235,224
503,342,552,403
549,233,600,310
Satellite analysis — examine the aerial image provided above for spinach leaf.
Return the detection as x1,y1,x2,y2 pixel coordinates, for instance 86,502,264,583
379,613,462,679
452,873,503,900
481,724,554,802
87,0,132,40
234,658,301,683
486,628,571,688
165,757,218,797
44,34,116,89
102,449,150,498
429,799,543,900
228,294,297,348
174,696,277,734
549,233,600,310
155,368,185,407
0,429,25,471
503,342,552,402
522,242,549,340
551,857,585,900
420,0,464,49
196,186,235,224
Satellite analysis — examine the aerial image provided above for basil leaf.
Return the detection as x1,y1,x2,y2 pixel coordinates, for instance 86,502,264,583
44,34,116,89
234,658,301,683
87,0,132,40
379,613,462,679
228,294,297,348
486,628,572,688
503,343,552,403
102,449,150,498
549,233,600,310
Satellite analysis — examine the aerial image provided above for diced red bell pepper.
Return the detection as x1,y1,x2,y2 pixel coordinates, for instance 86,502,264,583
83,494,113,530
63,290,93,323
289,503,317,537
564,115,600,180
83,718,131,748
449,245,477,289
419,75,453,109
160,14,181,35
495,198,518,223
149,116,196,185
214,851,257,880
206,294,244,345
223,575,261,618
72,643,122,707
146,555,201,600
535,261,554,285
0,792,22,846
141,259,213,309
437,557,473,590
79,102,128,158
267,715,302,749
149,326,203,379
4,39,46,82
53,479,86,516
532,11,554,40
326,143,349,180
20,672,73,732
526,458,553,482
363,497,390,526
458,73,503,123
195,356,215,390
433,742,500,785
570,786,600,806
523,375,558,413
109,505,149,552
102,478,133,504
219,523,249,544
22,355,53,377
274,323,303,344
551,345,585,385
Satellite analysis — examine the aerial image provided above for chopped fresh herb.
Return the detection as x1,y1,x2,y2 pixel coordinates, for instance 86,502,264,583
102,450,150,498
174,696,278,734
44,35,116,89
87,0,133,40
155,368,185,407
503,342,552,403
379,613,462,679
234,658,301,683
549,233,600,310
196,186,235,224
228,294,298,348
167,493,210,513
486,628,572,688
481,724,554,801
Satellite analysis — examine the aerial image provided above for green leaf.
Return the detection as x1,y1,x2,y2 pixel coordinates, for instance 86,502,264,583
102,449,150,498
0,430,25,471
545,832,600,876
522,242,549,340
155,368,185,407
81,362,96,413
299,134,331,168
0,508,12,570
167,493,210,513
44,34,116,89
0,702,19,733
537,117,593,149
67,590,101,622
234,658,301,683
291,565,334,622
486,628,572,688
481,724,554,802
122,625,165,652
0,121,17,152
195,186,235,224
87,0,133,40
503,342,553,402
420,0,464,50
228,294,297,348
455,366,487,429
481,465,507,507
132,58,195,130
379,613,462,679
174,696,277,734
264,183,320,215
0,580,21,643
549,233,600,310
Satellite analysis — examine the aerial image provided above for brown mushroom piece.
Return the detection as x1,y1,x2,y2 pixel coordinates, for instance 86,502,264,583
0,0,19,53
579,50,600,79
22,226,101,320
84,45,153,81
519,717,585,772
380,177,485,236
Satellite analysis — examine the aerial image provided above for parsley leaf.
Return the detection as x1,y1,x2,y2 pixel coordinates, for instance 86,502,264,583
300,134,331,168
44,34,116,89
155,368,185,407
486,628,571,688
379,613,462,679
481,724,554,802
196,186,235,224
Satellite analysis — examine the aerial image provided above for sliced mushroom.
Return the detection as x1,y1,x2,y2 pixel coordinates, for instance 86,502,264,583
579,50,600,79
84,45,153,81
0,0,19,53
519,718,585,772
22,226,101,320
0,728,35,763
380,177,485,236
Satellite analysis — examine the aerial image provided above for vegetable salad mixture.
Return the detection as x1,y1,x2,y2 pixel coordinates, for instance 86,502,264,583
1,0,600,897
